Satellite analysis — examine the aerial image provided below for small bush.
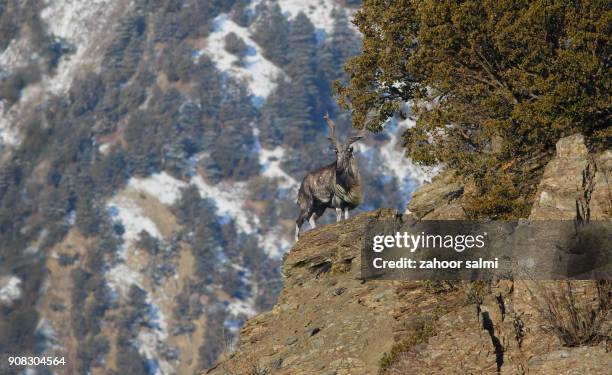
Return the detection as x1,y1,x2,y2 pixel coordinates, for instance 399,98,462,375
463,280,492,306
532,281,611,347
224,32,248,61
378,321,436,374
0,65,41,105
463,171,533,220
423,280,458,294
58,252,79,266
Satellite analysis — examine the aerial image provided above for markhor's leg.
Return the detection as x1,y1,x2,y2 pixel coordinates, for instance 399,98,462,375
295,209,309,242
344,207,349,220
308,213,316,228
336,208,342,222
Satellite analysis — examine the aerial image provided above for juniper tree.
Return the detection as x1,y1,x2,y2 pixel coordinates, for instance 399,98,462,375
253,2,290,66
336,0,611,218
282,13,322,147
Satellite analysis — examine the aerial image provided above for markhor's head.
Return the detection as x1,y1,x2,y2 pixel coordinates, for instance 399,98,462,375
325,113,363,172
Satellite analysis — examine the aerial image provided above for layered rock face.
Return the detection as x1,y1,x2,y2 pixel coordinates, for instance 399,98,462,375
530,134,611,221
209,135,610,375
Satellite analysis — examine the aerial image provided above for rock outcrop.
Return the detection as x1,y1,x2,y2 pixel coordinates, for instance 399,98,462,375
407,170,466,220
530,134,611,220
208,135,611,374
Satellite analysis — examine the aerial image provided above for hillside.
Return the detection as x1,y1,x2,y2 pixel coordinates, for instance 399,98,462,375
0,1,434,374
208,134,611,374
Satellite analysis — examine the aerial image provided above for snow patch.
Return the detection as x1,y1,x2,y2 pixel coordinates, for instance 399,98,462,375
252,123,298,193
106,264,143,296
0,275,22,305
224,266,257,332
227,300,256,318
379,117,439,185
98,142,111,154
123,166,288,257
198,14,283,99
0,102,20,146
128,172,188,205
113,169,260,237
259,229,292,259
191,175,259,234
356,115,439,193
107,196,162,244
259,146,299,190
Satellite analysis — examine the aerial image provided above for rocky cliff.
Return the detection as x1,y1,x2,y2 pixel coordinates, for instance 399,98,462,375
207,134,611,375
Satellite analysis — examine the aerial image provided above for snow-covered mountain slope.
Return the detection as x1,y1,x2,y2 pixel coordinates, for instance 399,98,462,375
0,1,436,374
0,0,129,148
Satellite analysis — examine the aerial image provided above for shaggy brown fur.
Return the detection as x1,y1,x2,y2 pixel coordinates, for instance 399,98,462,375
295,114,363,240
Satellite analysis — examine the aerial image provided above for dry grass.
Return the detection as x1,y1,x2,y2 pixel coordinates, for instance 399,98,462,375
463,280,492,306
221,352,270,375
532,280,611,347
422,280,458,294
378,320,436,374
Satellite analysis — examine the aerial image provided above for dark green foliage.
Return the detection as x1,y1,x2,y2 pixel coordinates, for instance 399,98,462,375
103,14,147,84
138,231,161,255
69,74,105,116
115,285,150,375
258,13,322,150
284,13,321,141
150,0,237,42
0,65,41,105
318,9,362,84
207,130,259,182
257,8,362,168
199,304,228,369
163,42,198,82
203,82,259,181
173,183,284,368
0,1,20,51
252,2,290,66
0,306,39,372
91,150,130,197
230,0,253,27
258,78,291,147
337,0,612,218
77,336,110,370
58,252,79,266
285,13,317,79
242,237,282,311
225,32,248,62
174,279,204,321
172,186,225,282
